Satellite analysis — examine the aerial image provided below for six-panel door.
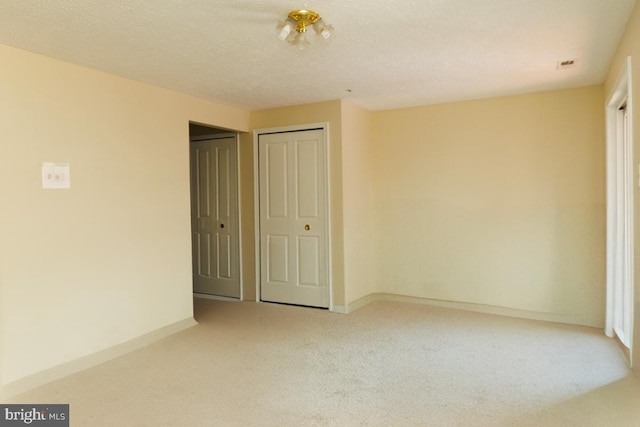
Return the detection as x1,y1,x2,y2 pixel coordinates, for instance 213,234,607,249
190,135,240,298
258,129,329,308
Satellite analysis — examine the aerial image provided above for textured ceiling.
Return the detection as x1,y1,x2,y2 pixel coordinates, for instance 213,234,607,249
0,0,636,111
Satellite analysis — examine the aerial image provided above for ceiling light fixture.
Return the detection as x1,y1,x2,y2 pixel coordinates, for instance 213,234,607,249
278,10,333,49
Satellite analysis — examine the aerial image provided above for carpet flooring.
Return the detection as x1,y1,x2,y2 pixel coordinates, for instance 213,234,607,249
6,298,640,426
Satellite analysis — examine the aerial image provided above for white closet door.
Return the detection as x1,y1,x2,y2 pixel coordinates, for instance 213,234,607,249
191,135,240,298
258,129,329,308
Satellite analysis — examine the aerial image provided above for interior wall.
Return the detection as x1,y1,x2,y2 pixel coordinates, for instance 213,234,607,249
238,131,256,301
0,43,250,389
340,101,377,304
249,101,346,307
371,86,606,327
604,0,640,371
188,123,232,137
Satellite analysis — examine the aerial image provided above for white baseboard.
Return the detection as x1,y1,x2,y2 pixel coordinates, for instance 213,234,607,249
342,293,603,329
0,317,197,401
332,294,379,314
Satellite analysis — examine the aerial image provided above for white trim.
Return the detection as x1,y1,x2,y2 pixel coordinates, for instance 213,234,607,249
0,317,197,400
325,124,334,312
340,293,603,328
252,129,261,303
333,293,380,314
235,132,244,301
252,123,332,308
605,56,634,361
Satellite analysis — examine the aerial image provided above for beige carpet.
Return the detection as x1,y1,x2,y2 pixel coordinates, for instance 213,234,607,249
7,298,640,426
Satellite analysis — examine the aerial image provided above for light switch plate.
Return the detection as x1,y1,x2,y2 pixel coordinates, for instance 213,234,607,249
42,162,71,189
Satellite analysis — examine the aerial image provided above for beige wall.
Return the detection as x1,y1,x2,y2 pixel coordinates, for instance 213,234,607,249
371,86,606,326
340,101,377,303
604,0,640,371
0,44,249,389
238,131,257,301
249,101,346,307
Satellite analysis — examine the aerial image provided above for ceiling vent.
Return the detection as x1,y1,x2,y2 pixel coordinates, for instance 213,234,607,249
556,59,578,70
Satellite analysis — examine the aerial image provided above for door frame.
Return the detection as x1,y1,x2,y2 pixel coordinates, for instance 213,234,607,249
252,123,332,309
605,56,634,362
190,131,244,301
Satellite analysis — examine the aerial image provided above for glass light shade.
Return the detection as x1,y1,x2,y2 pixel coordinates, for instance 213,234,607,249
289,32,310,49
313,20,332,39
278,21,293,41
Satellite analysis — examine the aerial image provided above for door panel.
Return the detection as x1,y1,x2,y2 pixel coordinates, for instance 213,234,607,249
259,129,328,308
190,135,240,298
268,234,289,283
296,139,319,219
266,142,289,219
297,236,320,286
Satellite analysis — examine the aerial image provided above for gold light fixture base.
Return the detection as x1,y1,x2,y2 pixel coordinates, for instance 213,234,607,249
287,10,321,33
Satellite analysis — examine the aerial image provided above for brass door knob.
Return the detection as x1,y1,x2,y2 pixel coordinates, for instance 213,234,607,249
220,223,225,229
304,224,310,231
